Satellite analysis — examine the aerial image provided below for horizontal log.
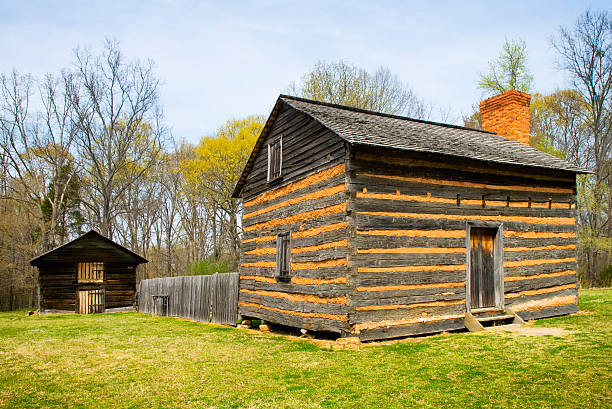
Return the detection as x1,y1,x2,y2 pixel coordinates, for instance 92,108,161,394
354,214,577,232
357,318,465,341
238,305,347,333
516,303,578,320
504,284,577,300
357,263,466,274
240,280,348,297
503,257,576,268
354,270,466,286
354,170,573,195
356,210,574,226
244,184,346,223
504,274,577,293
355,190,573,212
243,228,347,253
239,293,347,315
354,253,465,268
352,149,575,183
351,291,466,306
243,162,345,208
503,249,577,262
349,177,573,204
504,262,577,277
291,248,349,263
240,288,346,304
239,264,348,279
244,168,346,215
244,198,346,231
353,235,575,250
352,304,466,327
243,212,347,238
504,269,576,281
244,191,346,227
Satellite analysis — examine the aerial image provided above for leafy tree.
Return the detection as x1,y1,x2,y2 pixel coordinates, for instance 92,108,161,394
288,60,430,118
41,161,84,245
478,38,534,95
181,116,263,262
530,90,590,166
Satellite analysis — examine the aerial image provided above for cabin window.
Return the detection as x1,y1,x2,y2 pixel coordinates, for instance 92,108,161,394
267,137,282,181
276,232,291,282
78,262,104,283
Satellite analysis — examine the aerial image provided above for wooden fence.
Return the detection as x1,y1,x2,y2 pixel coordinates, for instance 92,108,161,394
138,273,239,325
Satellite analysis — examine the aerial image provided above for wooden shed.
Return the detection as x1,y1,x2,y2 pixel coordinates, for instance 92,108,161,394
233,90,586,341
30,230,148,314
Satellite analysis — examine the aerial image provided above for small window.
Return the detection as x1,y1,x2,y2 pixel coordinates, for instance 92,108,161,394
276,232,291,282
267,138,282,181
78,262,104,283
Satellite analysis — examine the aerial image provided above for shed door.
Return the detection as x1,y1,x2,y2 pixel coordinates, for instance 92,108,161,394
78,289,105,314
470,227,497,309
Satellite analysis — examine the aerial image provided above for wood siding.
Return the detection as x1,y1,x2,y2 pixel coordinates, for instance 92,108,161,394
238,103,350,333
33,232,145,313
236,102,580,340
39,262,137,312
347,146,579,341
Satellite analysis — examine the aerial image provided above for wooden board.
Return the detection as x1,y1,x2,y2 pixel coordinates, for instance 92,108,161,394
470,227,496,309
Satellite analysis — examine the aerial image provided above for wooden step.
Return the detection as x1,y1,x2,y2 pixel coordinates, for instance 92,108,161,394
471,307,502,314
476,314,514,322
465,309,525,332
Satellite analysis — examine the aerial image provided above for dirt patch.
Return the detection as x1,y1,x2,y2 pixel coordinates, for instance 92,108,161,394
485,323,574,337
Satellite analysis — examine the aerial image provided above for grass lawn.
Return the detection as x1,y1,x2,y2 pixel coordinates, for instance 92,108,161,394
0,289,610,409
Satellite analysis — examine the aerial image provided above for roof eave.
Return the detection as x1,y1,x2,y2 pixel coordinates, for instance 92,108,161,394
349,141,589,175
30,230,149,266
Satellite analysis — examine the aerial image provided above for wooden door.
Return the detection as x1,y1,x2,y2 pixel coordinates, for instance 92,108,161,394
78,289,105,314
470,227,497,309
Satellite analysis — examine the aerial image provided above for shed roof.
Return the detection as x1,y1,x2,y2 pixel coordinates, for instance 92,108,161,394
233,95,586,198
30,230,148,266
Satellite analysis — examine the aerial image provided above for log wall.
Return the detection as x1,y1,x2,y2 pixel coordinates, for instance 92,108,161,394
39,262,137,312
238,103,350,334
346,146,579,340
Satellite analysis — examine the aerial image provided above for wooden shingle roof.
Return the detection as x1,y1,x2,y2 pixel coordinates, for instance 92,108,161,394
30,230,148,266
233,95,586,197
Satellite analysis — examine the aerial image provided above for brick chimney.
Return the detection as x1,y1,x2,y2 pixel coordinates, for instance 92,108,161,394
479,89,531,145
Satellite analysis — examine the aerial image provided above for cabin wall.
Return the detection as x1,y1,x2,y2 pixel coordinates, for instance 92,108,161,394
39,263,78,311
238,104,350,334
104,263,137,309
38,262,137,312
347,146,579,340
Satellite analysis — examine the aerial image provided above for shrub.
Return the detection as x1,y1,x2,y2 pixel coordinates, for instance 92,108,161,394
600,264,612,287
185,258,230,276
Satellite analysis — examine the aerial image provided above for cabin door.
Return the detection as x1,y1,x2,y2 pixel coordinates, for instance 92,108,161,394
469,227,497,309
78,289,105,314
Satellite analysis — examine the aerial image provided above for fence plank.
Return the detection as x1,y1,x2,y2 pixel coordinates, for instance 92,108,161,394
138,274,238,325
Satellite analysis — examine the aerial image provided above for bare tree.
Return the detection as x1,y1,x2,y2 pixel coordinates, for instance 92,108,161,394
288,61,431,119
0,70,80,250
552,10,612,285
71,39,167,239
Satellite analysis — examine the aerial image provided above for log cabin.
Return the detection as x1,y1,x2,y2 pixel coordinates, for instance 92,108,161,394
30,230,148,314
233,90,586,341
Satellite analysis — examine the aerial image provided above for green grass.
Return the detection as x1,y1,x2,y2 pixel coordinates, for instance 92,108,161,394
1,289,611,409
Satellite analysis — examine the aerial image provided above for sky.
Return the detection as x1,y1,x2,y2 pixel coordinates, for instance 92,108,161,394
1,1,609,144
